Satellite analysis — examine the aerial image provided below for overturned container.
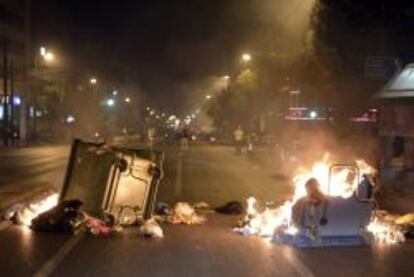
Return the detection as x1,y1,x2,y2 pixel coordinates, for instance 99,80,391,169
59,139,163,224
274,164,375,248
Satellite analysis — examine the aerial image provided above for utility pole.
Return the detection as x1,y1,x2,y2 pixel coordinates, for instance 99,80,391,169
21,0,32,145
10,59,15,145
3,38,9,146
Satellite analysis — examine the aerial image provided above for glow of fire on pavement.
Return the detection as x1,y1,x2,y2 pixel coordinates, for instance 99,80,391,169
13,155,405,246
19,194,59,227
238,153,405,245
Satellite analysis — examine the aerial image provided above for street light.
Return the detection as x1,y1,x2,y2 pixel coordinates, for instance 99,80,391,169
40,47,46,56
309,110,318,119
39,46,55,63
44,52,54,62
242,53,252,62
205,94,212,100
90,78,97,85
223,75,230,80
65,114,76,124
106,98,115,107
40,46,55,63
112,90,118,96
124,97,131,103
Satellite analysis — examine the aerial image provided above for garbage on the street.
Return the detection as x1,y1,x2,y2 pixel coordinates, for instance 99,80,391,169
167,202,206,225
155,202,172,216
139,218,164,238
193,202,210,210
85,215,113,235
2,139,165,239
215,201,243,215
60,139,163,223
31,199,84,233
6,193,59,227
366,210,405,244
234,154,407,247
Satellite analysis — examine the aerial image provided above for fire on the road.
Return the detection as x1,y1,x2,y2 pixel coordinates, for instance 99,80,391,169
19,193,59,227
238,154,405,245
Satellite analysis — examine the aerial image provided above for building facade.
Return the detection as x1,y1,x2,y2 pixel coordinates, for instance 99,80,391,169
0,0,29,145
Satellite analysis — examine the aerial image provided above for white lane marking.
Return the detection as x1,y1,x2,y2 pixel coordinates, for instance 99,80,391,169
33,231,85,277
0,220,11,231
281,247,314,277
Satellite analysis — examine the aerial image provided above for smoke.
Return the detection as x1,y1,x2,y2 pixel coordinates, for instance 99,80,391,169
276,123,380,176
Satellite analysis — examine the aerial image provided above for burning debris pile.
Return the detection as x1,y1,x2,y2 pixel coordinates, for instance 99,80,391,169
236,154,407,246
2,194,209,240
3,193,60,227
166,202,206,225
367,211,406,244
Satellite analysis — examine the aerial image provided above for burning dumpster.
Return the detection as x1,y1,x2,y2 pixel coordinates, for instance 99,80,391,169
60,139,163,223
274,164,374,247
235,155,405,247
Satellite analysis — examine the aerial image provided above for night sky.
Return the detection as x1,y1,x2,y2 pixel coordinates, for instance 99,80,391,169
34,0,312,109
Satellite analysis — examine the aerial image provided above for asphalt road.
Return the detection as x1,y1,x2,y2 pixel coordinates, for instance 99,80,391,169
1,144,414,276
0,145,69,208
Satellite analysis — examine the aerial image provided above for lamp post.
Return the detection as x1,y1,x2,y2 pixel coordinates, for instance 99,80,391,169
240,52,268,133
30,46,58,142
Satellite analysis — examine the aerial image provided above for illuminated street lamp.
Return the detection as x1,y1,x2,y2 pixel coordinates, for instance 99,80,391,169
106,98,115,107
65,114,76,124
40,47,46,56
205,94,212,100
112,90,118,96
39,46,55,63
43,52,54,62
223,75,230,80
242,53,252,62
124,97,131,103
90,78,98,85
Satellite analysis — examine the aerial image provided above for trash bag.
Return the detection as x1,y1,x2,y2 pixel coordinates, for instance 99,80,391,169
139,218,164,238
215,201,243,215
85,215,112,235
31,200,84,233
155,202,171,216
167,202,205,225
404,225,414,239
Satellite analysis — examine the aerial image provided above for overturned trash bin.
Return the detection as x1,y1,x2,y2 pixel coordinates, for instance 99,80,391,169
60,139,163,224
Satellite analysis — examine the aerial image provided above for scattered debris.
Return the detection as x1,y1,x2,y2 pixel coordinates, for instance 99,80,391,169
155,202,171,216
193,202,210,210
167,202,205,225
31,200,84,233
367,210,406,244
6,193,60,227
215,201,243,215
139,218,164,238
85,215,112,235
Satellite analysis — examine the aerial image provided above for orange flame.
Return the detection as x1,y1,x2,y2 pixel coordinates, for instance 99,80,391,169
237,154,403,245
19,194,59,227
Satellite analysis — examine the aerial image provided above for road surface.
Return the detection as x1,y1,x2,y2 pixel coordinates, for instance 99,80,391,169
0,145,69,209
0,144,414,276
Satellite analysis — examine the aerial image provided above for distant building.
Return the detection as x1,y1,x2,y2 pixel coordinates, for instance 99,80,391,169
0,0,29,144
